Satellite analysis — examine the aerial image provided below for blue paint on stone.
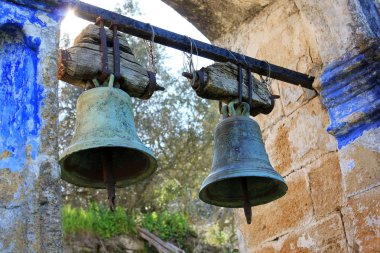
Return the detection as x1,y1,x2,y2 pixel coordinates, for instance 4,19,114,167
0,0,71,173
0,24,43,172
0,2,47,28
358,0,380,38
2,0,70,23
0,0,69,173
320,44,380,149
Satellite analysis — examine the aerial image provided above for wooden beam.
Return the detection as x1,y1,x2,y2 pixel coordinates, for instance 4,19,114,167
138,228,185,253
58,24,154,98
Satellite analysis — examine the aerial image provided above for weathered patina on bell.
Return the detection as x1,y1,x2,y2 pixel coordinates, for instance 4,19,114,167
199,101,287,224
59,78,157,191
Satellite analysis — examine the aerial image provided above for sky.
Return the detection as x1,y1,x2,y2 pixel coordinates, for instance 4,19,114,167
60,0,213,75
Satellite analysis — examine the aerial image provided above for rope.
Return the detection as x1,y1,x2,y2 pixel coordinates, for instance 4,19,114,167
183,36,199,87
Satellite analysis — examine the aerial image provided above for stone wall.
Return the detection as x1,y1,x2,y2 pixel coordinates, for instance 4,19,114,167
164,0,379,252
0,1,69,252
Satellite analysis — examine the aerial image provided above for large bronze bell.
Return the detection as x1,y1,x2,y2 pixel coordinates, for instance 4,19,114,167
199,101,287,224
59,78,157,192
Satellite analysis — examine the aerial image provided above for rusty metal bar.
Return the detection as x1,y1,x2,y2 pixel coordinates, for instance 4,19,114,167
71,1,315,89
95,17,109,83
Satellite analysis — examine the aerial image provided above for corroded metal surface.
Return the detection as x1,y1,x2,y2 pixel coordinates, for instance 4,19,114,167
199,105,287,208
60,86,157,188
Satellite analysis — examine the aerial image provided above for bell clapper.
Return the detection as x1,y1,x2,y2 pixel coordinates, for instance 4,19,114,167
102,152,116,212
241,177,252,224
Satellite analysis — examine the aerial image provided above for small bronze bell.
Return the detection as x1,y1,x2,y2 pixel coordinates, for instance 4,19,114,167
199,101,287,224
60,76,157,209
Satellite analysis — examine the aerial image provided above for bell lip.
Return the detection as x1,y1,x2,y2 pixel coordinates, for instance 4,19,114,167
198,166,288,208
59,138,157,188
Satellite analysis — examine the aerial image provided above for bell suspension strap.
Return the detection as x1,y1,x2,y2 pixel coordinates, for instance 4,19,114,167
140,24,165,99
95,17,109,83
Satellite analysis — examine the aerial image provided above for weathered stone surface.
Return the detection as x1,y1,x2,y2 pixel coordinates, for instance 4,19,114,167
319,44,380,150
293,0,379,64
286,97,336,171
249,7,319,116
279,82,317,117
256,80,285,131
280,213,347,253
213,0,321,120
249,245,277,253
0,169,23,207
307,153,342,218
263,121,292,176
162,0,276,41
235,170,313,247
0,207,26,252
339,128,380,197
63,234,145,253
264,97,336,176
0,0,64,252
242,213,348,253
342,187,380,253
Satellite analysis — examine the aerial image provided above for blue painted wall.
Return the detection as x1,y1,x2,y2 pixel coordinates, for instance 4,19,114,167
320,44,380,149
0,1,48,172
358,0,380,39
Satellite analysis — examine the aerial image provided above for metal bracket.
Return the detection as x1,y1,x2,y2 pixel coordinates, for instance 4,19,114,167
110,23,124,88
140,71,165,99
95,17,110,83
238,65,243,104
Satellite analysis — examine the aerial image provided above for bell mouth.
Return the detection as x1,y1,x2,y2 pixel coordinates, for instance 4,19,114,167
199,167,288,208
60,146,157,188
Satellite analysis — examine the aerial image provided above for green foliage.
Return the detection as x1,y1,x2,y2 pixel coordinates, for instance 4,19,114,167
62,205,94,236
140,211,192,247
206,224,230,246
62,204,136,239
63,204,192,246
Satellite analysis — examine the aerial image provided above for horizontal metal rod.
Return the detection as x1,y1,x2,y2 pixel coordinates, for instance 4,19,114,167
72,1,315,89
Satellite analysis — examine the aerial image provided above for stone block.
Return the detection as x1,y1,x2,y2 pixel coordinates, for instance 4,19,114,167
248,245,277,253
235,170,313,247
0,169,23,207
264,121,292,176
279,81,317,117
286,97,337,169
307,153,342,218
339,128,380,197
216,0,322,120
342,187,380,253
252,11,320,117
0,207,26,252
280,213,347,252
265,97,337,176
256,80,285,131
293,0,359,64
320,44,380,150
